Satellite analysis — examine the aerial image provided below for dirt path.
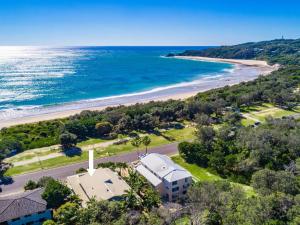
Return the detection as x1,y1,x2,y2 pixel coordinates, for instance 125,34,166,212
242,113,261,122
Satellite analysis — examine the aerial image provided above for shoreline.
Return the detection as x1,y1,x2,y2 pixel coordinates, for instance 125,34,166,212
0,57,278,128
174,56,279,74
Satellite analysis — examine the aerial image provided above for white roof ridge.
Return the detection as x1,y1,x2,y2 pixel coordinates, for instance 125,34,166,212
161,166,184,178
140,153,191,182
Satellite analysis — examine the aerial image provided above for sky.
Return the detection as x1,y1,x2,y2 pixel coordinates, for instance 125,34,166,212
0,0,300,46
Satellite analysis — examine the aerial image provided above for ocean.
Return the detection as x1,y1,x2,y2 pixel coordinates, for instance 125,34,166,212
0,46,234,120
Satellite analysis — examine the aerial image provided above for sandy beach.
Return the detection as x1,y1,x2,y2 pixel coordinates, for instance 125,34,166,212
174,56,279,74
0,57,278,128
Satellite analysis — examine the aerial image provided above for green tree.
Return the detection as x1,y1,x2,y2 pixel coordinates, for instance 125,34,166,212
142,136,151,154
95,122,113,137
65,120,88,139
42,179,71,208
0,159,10,180
195,113,212,126
131,136,142,156
37,176,55,187
43,220,57,225
79,199,123,224
251,169,300,195
123,189,141,210
24,180,38,190
54,202,80,225
196,126,215,147
59,132,77,149
178,141,209,166
142,188,161,210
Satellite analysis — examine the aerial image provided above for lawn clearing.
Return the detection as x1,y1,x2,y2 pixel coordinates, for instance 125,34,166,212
171,155,255,197
172,155,220,182
76,137,115,147
241,103,300,126
173,216,191,225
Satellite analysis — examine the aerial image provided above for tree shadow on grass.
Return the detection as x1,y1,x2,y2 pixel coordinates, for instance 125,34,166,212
63,147,82,157
149,129,176,142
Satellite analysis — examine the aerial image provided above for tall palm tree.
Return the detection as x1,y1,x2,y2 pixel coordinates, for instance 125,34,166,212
142,136,151,154
131,136,142,157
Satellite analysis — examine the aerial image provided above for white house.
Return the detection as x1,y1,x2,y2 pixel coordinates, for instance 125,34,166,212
0,188,52,225
135,153,192,202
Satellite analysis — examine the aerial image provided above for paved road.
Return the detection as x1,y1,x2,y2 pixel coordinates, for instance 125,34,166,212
0,143,178,196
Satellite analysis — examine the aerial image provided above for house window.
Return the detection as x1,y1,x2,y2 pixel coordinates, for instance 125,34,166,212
172,181,178,186
172,194,178,200
183,183,189,189
172,187,179,192
185,178,189,183
183,190,187,194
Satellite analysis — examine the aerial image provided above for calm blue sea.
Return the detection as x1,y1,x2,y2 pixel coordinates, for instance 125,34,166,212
0,46,233,119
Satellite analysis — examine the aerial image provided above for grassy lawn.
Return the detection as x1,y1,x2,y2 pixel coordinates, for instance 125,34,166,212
76,137,114,147
241,118,255,126
4,148,60,164
171,155,255,197
5,127,195,176
240,103,273,113
172,155,220,182
173,216,191,225
241,103,300,126
5,137,115,164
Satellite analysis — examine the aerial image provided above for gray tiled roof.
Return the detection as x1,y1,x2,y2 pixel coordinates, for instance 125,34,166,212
0,188,47,223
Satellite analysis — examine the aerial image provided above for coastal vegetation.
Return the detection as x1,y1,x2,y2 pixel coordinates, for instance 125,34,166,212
1,38,300,224
178,117,300,183
171,38,300,65
1,63,299,169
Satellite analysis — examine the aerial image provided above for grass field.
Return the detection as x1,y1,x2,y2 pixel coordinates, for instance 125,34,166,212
76,137,116,147
171,155,255,196
173,216,191,225
5,127,195,176
172,155,220,182
241,103,300,126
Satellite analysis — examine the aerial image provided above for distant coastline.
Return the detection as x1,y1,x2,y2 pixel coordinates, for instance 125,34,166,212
174,56,279,73
0,57,278,128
